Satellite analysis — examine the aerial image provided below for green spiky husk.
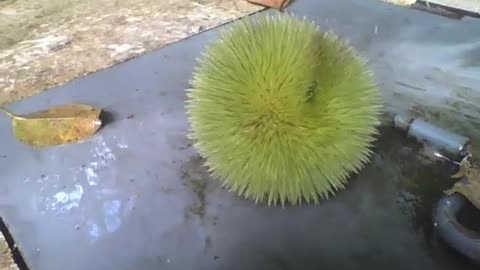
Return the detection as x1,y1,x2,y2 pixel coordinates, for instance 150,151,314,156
186,13,382,206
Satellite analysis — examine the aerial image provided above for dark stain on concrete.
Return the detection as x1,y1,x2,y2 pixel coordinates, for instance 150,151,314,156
461,46,480,68
204,235,212,250
180,155,212,220
189,178,208,217
157,186,174,194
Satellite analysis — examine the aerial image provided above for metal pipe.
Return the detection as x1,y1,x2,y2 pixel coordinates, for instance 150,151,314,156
394,114,470,160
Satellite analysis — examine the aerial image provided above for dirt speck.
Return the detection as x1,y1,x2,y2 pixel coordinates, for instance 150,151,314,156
166,133,193,151
204,235,212,250
158,186,174,194
161,107,175,116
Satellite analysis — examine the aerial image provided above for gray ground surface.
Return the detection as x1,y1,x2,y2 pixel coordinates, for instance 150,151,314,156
0,0,479,269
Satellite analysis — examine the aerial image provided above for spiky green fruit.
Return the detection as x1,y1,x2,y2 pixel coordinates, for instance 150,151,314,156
186,14,382,206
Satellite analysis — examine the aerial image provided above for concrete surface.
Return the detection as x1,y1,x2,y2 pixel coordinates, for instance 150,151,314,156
0,0,479,269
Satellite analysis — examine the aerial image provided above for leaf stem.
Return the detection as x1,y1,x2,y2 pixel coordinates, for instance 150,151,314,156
0,108,17,119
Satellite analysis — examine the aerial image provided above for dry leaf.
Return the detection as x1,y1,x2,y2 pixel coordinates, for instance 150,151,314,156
450,169,465,179
246,0,291,10
445,181,480,210
1,104,102,147
446,154,480,209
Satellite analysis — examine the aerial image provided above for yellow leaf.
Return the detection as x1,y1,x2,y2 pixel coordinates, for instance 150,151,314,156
246,0,291,10
445,181,480,210
450,169,465,179
445,154,480,210
1,104,102,147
